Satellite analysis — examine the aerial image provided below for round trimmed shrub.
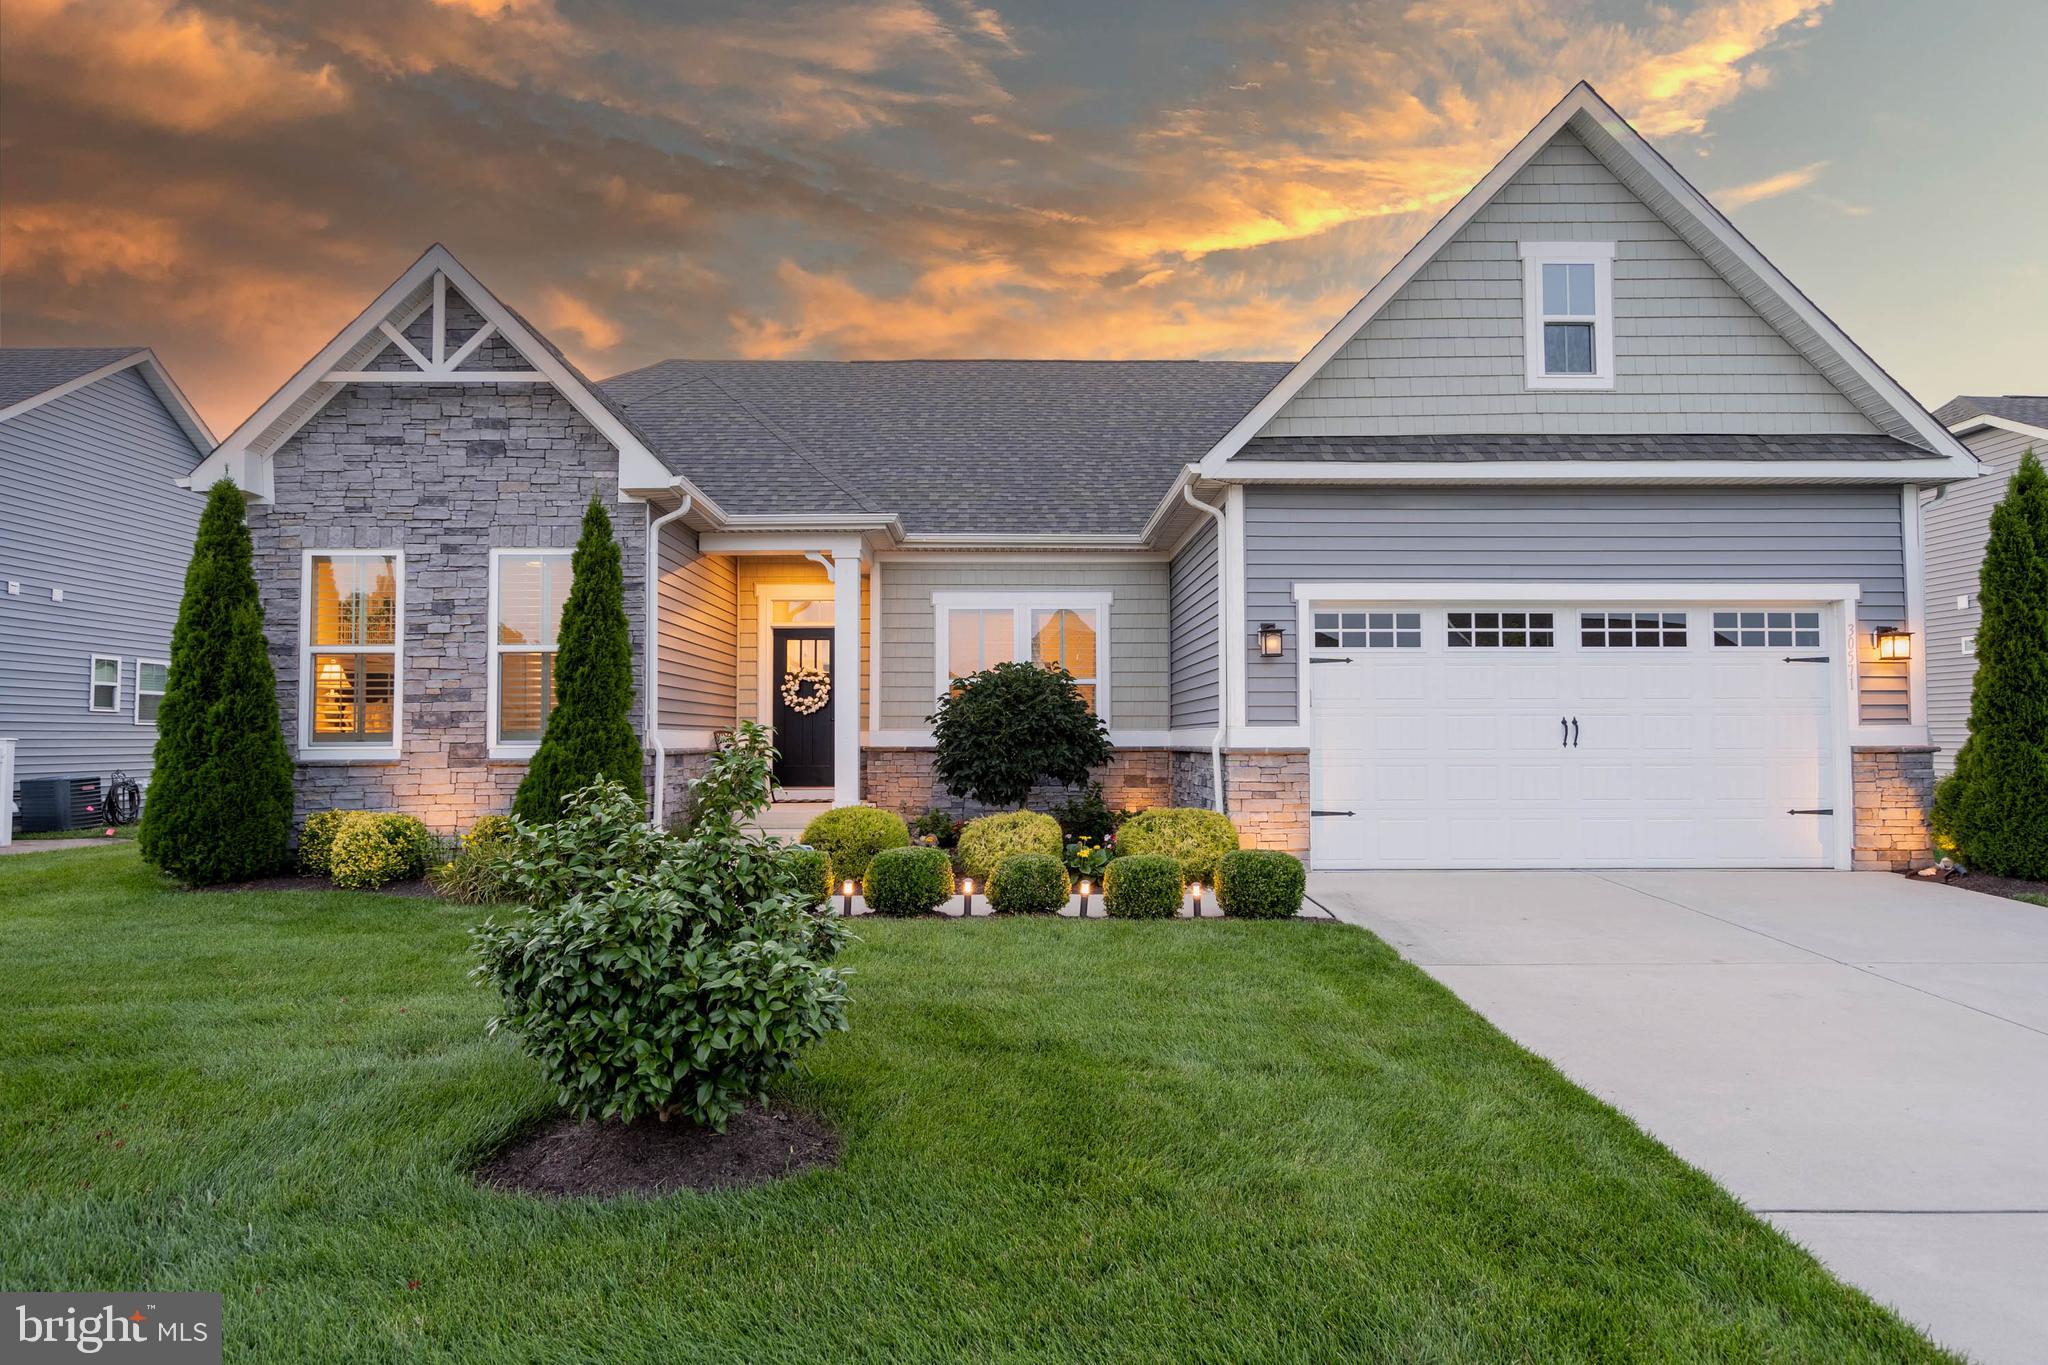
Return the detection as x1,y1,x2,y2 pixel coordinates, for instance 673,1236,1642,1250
1116,808,1240,886
328,812,441,890
1103,855,1182,919
956,810,1063,883
783,846,834,907
988,853,1070,915
801,806,910,886
297,809,351,876
1216,849,1306,919
463,814,516,851
863,846,956,916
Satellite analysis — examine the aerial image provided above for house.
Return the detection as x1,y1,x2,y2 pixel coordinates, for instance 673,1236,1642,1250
1924,395,2046,775
0,347,212,819
185,83,1977,873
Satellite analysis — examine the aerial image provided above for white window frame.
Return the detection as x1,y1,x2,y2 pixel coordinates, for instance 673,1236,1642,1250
1519,240,1616,390
931,590,1112,722
134,659,169,726
299,548,404,761
87,656,121,713
488,548,574,761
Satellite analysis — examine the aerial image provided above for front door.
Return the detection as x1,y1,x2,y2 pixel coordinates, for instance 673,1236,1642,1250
770,627,835,790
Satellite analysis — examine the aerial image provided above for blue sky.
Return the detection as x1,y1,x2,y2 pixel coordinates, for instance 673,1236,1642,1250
1,0,2039,430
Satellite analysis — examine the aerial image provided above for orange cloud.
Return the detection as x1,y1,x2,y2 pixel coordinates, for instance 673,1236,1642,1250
1713,161,1828,210
539,288,624,356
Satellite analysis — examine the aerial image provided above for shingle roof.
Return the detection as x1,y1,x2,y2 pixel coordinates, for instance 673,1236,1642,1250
0,347,144,411
600,359,1293,536
1235,432,1936,463
1935,395,2048,431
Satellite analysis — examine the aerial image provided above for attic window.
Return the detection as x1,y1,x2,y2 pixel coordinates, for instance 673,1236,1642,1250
1519,241,1615,390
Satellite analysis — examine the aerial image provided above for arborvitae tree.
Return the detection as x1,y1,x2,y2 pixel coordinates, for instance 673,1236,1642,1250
513,498,642,821
1935,448,2048,877
139,479,296,883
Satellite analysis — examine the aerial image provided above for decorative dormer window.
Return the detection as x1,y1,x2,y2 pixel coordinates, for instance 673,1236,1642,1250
1518,241,1615,390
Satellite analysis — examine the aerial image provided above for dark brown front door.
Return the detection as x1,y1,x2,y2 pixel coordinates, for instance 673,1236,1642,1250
770,627,834,789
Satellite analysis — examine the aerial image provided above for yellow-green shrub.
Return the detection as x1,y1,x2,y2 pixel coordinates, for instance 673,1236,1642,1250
297,810,351,876
327,812,442,890
800,806,910,886
956,810,1063,883
1115,808,1240,886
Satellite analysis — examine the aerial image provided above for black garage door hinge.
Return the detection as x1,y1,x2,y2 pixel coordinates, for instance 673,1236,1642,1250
1787,808,1834,816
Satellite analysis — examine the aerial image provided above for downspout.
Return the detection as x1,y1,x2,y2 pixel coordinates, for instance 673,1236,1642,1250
645,487,694,828
1180,480,1229,813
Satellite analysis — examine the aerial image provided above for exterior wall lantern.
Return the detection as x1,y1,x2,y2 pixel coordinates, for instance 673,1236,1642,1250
1873,626,1912,661
1257,623,1286,658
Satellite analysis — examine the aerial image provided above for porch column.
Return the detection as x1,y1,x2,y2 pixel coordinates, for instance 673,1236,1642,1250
833,547,862,806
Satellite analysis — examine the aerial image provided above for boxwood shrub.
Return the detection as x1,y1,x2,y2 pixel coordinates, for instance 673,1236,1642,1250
988,852,1070,914
1216,849,1306,919
783,846,835,907
800,806,910,886
328,812,442,890
1115,807,1240,886
864,845,956,916
297,809,351,876
1103,854,1182,919
956,809,1063,883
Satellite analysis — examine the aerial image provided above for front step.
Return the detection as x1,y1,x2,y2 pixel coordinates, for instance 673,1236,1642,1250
749,801,831,838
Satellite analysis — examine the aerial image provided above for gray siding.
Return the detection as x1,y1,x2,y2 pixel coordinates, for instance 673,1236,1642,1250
877,557,1170,730
0,365,204,789
1924,428,2037,773
1243,486,1908,725
656,520,737,731
1168,521,1220,728
1262,129,1878,440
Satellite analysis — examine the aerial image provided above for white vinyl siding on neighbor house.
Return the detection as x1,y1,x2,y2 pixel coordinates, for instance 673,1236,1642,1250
489,549,572,758
301,550,402,756
1261,129,1879,438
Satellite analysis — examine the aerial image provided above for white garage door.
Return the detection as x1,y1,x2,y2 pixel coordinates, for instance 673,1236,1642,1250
1307,602,1838,869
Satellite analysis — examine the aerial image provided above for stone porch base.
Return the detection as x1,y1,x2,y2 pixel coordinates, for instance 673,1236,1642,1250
861,747,1174,823
1851,746,1938,872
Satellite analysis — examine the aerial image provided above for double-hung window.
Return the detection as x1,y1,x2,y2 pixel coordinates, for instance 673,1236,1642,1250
135,660,168,724
1519,240,1615,389
934,592,1109,719
304,551,401,753
492,550,573,755
88,656,120,712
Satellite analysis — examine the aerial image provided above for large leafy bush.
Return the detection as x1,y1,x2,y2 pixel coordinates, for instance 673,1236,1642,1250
328,812,442,890
863,846,955,916
956,810,1063,883
1116,808,1240,886
139,479,295,885
929,661,1111,808
1103,855,1182,919
472,723,849,1128
1934,449,2048,877
1216,849,1306,919
800,806,910,886
512,500,643,823
988,853,1069,915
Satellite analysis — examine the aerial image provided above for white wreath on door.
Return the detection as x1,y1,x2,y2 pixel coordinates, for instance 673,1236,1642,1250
779,665,832,716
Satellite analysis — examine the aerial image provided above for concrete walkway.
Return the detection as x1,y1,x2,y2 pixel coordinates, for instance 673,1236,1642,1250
1310,869,2048,1364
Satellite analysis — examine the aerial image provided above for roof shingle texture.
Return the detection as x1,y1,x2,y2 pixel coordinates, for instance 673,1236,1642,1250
0,347,143,410
1236,433,1935,463
600,360,1293,536
1935,395,2048,431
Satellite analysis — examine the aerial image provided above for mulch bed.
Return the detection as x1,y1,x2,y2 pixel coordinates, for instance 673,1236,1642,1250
195,873,440,898
478,1102,838,1199
1908,868,2048,904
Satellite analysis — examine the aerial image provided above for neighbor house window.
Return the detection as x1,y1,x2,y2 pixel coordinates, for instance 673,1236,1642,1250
135,660,168,725
305,551,400,749
492,550,573,752
934,592,1110,718
88,656,120,712
1519,240,1615,389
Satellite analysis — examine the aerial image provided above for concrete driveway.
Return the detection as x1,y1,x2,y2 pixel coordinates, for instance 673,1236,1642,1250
1309,869,2048,1365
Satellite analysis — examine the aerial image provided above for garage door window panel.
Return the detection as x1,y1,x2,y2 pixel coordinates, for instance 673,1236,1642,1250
1582,611,1687,648
1314,610,1420,649
1713,610,1820,649
1448,611,1554,648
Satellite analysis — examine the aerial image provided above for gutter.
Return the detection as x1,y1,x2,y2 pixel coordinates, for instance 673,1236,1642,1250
645,486,694,828
1180,479,1229,814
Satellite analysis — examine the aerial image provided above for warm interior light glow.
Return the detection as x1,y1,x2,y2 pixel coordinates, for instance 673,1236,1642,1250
962,879,974,895
1257,623,1285,658
842,881,854,896
1079,880,1091,895
1874,628,1912,661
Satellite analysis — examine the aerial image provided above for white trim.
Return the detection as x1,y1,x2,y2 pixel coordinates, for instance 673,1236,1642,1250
298,548,405,762
487,547,574,762
87,655,121,713
754,583,838,733
1189,83,1978,480
657,727,722,751
320,370,548,384
0,349,215,452
700,531,870,557
1207,459,1973,486
1948,414,2048,444
1286,580,1861,870
1518,240,1616,390
1901,483,1927,730
931,589,1114,724
133,658,168,726
833,547,864,806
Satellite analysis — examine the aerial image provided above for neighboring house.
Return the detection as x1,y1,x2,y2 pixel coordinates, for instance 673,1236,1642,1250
186,83,1977,872
0,347,212,813
1924,395,2047,775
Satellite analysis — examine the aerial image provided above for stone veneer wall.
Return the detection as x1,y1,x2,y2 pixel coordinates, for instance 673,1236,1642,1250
1169,748,1215,809
1223,750,1310,856
861,747,1173,822
657,749,716,831
1851,746,1937,872
249,363,646,835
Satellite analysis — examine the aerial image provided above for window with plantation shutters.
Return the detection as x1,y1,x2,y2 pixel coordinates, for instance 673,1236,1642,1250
492,551,573,748
305,553,400,745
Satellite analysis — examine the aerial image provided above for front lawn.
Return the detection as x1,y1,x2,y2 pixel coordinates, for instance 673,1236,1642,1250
1,847,1947,1362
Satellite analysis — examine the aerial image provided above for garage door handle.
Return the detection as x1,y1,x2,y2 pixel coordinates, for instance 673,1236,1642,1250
1311,809,1355,817
1571,717,1579,748
1309,657,1352,664
1787,808,1834,815
1561,716,1569,747
1783,656,1830,663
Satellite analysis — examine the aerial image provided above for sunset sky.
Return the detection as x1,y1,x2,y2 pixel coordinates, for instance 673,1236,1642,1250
1,0,2040,436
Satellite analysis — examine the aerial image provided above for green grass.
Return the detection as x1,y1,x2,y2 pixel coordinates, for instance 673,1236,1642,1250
9,823,136,840
1,846,1947,1364
2018,893,2048,908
